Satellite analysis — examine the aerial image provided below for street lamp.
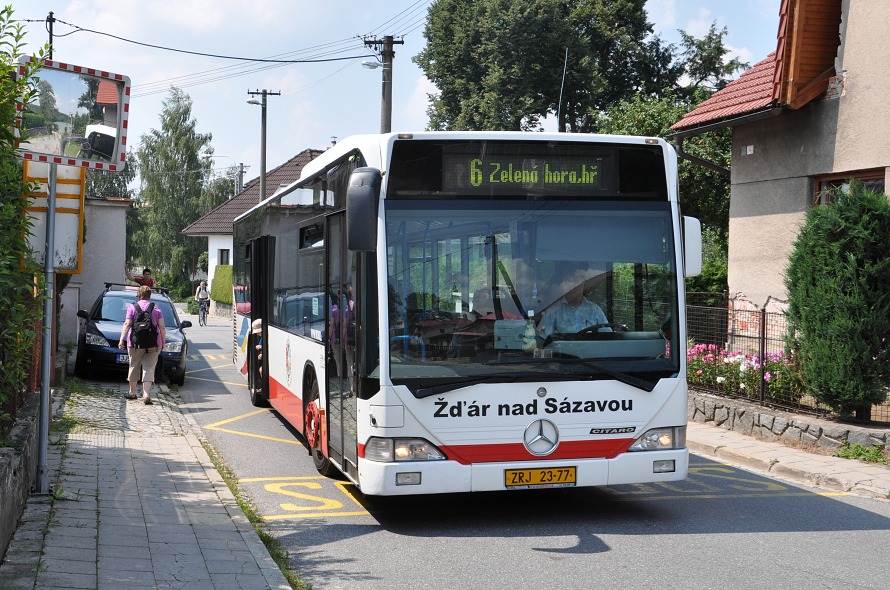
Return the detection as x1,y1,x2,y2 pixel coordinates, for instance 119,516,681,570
247,90,279,202
363,35,402,133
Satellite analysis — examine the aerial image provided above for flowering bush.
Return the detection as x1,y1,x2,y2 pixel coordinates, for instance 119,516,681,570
687,344,806,404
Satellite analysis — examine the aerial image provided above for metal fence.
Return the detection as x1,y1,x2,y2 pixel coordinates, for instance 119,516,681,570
686,296,890,425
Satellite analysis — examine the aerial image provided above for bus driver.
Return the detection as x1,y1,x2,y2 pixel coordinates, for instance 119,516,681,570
536,262,609,343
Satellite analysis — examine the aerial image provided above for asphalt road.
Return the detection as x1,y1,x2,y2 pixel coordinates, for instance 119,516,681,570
178,315,890,590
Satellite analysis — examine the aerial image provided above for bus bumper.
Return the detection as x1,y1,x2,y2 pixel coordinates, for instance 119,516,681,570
356,448,689,496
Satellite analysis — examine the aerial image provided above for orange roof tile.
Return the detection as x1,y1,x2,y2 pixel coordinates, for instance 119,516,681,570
671,53,778,131
182,148,324,236
96,80,118,104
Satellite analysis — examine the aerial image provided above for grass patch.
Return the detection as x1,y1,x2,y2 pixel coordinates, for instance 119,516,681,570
49,415,79,434
832,441,890,465
200,439,311,590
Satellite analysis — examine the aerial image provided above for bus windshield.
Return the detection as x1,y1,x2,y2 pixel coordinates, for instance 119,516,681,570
384,199,679,391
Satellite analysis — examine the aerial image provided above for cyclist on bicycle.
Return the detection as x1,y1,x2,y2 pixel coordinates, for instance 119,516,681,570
195,280,210,324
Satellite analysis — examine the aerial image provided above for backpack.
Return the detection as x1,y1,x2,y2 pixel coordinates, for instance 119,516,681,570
132,302,158,349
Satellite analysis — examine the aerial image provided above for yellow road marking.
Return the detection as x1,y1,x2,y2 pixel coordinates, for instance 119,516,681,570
205,426,302,445
185,374,248,387
187,363,236,374
204,409,304,445
206,409,269,428
262,511,370,519
240,476,369,519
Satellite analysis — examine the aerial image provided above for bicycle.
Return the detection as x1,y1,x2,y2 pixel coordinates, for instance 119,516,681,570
198,299,208,326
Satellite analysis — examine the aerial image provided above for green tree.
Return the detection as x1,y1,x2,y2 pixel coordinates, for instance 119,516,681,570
77,76,103,122
35,79,61,125
786,182,890,420
415,0,671,132
593,92,732,242
86,151,137,199
134,88,212,285
199,163,236,216
588,21,745,289
0,5,47,422
677,23,748,96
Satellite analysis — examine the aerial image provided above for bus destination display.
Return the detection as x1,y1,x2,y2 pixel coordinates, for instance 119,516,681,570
443,153,605,195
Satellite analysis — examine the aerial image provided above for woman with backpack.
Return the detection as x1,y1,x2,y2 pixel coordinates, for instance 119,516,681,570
118,285,166,404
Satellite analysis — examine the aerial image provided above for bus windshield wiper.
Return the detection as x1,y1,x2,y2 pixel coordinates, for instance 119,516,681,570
414,373,565,398
493,357,657,392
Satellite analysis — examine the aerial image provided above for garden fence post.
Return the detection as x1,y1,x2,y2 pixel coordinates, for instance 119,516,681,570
759,308,767,403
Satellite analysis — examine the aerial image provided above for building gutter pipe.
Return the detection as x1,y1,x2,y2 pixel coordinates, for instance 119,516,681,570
666,106,783,178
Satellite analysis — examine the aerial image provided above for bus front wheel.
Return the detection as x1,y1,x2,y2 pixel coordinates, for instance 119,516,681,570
305,378,337,477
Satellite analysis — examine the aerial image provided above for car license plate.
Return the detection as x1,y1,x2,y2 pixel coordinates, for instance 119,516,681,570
504,466,576,489
116,354,129,364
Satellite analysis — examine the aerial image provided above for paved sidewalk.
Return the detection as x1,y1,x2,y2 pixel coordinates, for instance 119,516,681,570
687,421,890,500
0,381,290,590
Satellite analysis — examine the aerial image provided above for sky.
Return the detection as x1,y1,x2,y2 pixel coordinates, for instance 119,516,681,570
15,0,781,188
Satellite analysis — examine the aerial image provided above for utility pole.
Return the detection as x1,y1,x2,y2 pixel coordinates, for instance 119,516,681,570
364,36,403,133
247,90,280,202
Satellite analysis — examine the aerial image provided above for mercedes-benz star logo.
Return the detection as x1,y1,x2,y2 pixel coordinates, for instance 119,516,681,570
523,419,560,456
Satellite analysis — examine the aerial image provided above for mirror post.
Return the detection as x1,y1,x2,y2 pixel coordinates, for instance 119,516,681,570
37,163,57,494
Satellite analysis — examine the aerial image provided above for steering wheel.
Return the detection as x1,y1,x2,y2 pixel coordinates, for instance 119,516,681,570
574,322,628,336
541,323,627,348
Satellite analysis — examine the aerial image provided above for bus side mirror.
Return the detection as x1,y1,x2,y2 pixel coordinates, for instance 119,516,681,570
683,216,702,277
347,167,381,252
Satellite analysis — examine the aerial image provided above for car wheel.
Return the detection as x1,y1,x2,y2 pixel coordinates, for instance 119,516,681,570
74,347,91,379
154,361,165,384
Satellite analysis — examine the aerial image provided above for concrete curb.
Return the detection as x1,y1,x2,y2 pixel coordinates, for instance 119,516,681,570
687,431,890,500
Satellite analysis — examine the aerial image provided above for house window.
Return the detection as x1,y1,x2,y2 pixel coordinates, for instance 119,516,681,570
815,169,886,205
218,249,230,265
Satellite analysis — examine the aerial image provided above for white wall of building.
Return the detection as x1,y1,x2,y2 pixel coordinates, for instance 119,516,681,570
61,198,130,346
207,235,233,289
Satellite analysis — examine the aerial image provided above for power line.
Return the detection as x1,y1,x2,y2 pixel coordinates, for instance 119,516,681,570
49,17,370,64
132,40,369,98
28,3,434,102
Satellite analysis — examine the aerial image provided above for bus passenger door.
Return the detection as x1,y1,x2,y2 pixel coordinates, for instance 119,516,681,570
326,213,358,473
248,235,274,402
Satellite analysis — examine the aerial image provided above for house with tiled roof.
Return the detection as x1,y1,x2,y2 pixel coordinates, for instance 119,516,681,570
182,148,323,308
670,0,889,312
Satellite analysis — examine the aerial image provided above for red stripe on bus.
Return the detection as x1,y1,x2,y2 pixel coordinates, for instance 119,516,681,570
358,439,634,464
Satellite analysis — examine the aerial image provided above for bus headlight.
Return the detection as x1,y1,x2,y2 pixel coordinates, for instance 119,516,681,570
364,438,446,462
627,427,686,451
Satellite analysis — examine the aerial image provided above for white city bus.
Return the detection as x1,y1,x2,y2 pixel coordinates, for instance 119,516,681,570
233,132,701,496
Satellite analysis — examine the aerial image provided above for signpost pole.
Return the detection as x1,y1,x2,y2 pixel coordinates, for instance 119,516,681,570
37,163,57,494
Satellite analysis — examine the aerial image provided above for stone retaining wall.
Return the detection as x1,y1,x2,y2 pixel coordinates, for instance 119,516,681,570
212,301,233,318
689,390,890,451
0,393,40,560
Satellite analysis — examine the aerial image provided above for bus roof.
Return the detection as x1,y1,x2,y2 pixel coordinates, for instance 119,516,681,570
234,132,676,223
297,131,671,182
